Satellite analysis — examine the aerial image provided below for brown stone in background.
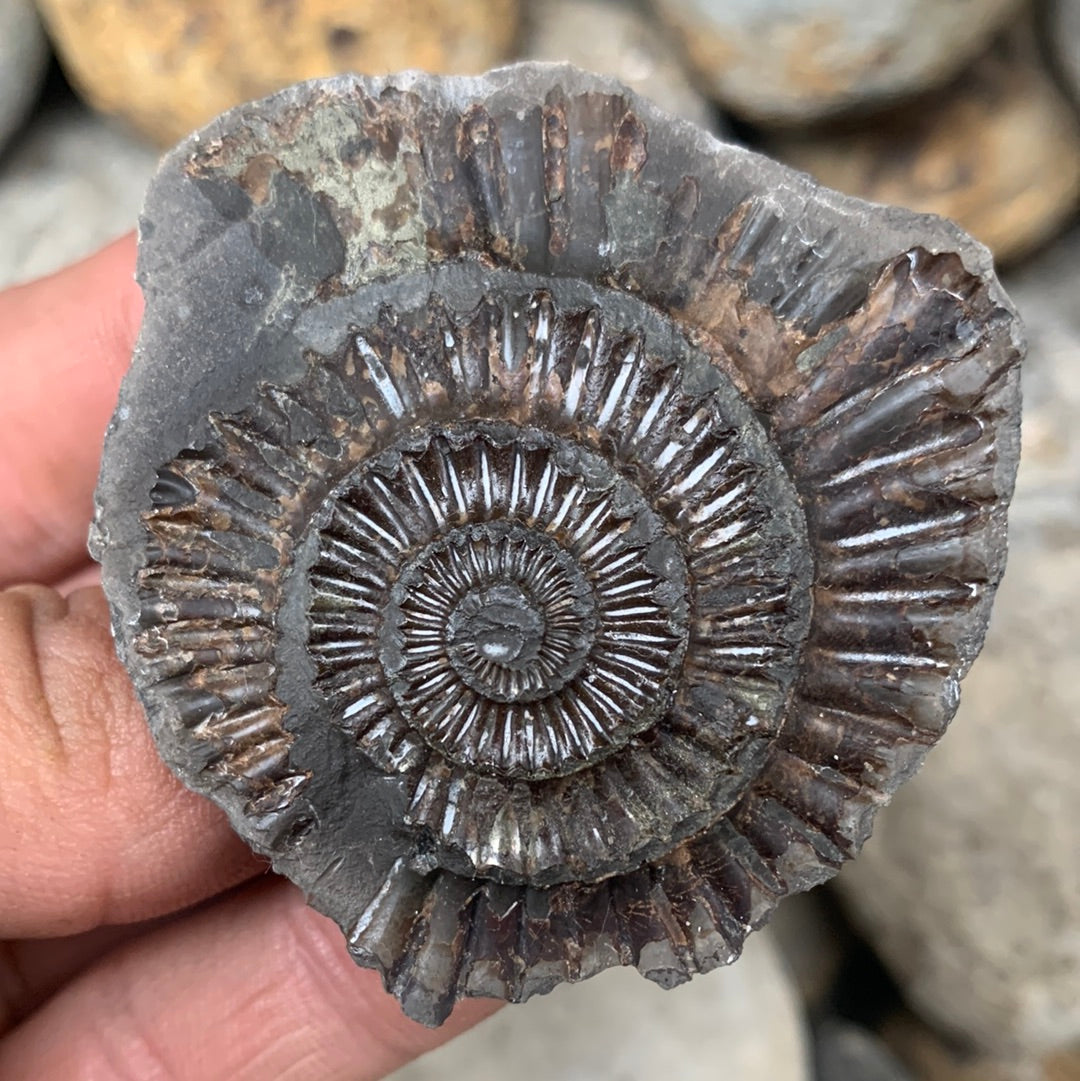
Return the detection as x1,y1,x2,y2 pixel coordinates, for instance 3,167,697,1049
648,0,1024,125
33,0,520,146
1047,1050,1080,1081
765,25,1080,265
883,1011,1080,1081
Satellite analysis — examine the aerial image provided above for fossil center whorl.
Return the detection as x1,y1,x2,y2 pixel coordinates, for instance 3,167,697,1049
445,577,563,693
418,532,588,702
134,271,815,889
280,281,814,886
311,425,691,782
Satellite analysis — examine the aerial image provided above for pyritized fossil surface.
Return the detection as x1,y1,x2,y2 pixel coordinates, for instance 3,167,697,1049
91,64,1024,1026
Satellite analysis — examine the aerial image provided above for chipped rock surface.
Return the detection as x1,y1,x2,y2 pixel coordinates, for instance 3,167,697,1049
837,226,1080,1057
648,0,1024,124
766,26,1080,265
0,0,49,154
0,100,158,290
391,931,809,1081
522,0,717,130
34,0,520,146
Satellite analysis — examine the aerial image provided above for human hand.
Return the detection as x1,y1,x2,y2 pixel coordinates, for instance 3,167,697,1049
0,236,498,1080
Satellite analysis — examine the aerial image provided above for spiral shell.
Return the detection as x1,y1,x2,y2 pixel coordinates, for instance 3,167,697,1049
91,64,1023,1026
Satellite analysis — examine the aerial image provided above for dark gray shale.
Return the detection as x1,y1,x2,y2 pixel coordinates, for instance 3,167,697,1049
90,64,1023,1026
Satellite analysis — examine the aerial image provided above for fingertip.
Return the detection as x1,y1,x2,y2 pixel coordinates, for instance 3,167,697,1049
0,233,142,587
0,880,503,1081
56,565,103,596
84,232,143,371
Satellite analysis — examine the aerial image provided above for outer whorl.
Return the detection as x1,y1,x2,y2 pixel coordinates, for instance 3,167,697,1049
91,64,1024,1026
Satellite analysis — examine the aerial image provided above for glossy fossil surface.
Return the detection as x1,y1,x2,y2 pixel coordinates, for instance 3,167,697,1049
91,65,1023,1026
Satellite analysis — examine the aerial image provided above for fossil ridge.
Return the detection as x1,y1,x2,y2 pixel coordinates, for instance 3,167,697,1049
91,64,1023,1026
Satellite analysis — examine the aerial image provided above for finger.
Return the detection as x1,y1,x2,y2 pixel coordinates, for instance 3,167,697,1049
0,235,142,587
0,583,261,938
57,564,101,596
0,919,165,1035
0,880,501,1081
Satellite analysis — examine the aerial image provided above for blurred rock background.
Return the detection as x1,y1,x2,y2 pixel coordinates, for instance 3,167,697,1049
0,0,1077,1078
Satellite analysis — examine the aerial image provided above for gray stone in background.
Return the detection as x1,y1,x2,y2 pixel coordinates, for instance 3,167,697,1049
836,225,1080,1059
390,932,810,1081
1050,0,1080,108
0,0,49,155
650,0,1025,124
522,0,718,130
0,99,158,289
815,1020,915,1081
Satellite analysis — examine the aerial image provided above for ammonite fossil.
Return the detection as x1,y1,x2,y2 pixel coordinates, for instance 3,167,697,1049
91,64,1023,1026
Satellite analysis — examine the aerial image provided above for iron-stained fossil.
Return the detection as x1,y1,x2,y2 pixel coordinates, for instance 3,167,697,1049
91,64,1023,1026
